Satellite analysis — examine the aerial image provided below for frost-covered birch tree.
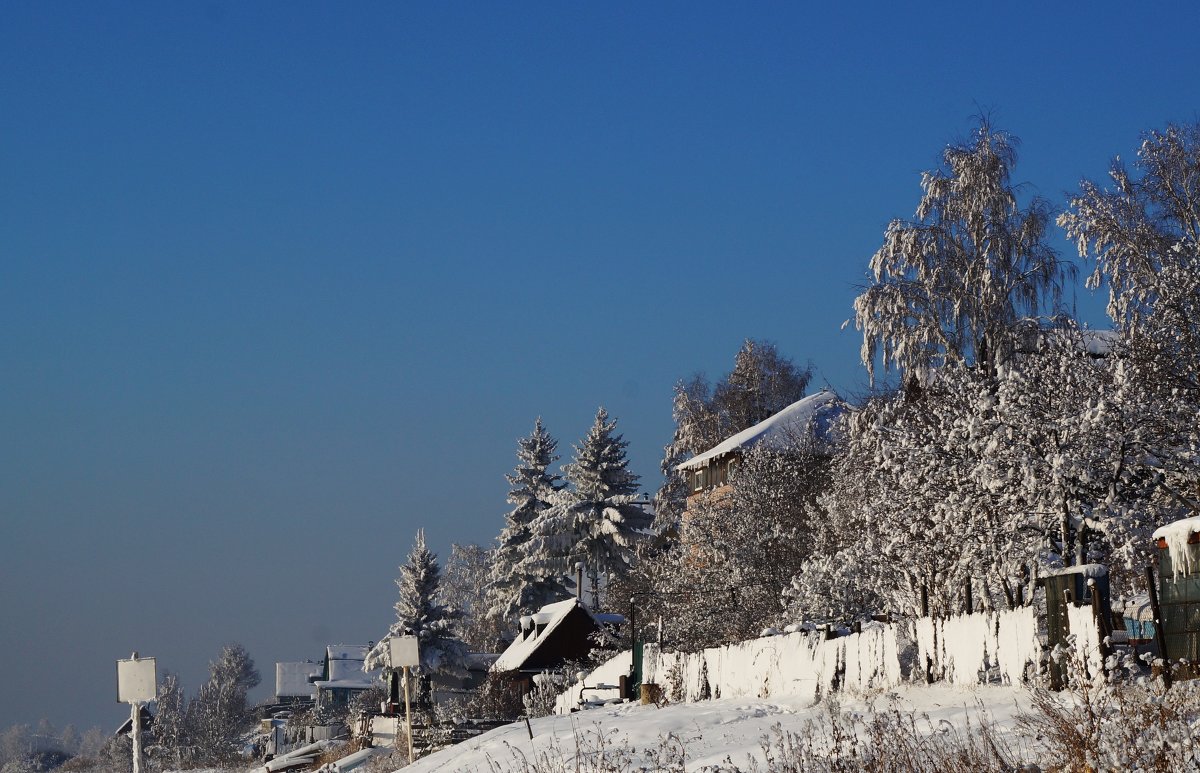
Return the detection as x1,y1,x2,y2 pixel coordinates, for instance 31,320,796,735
1057,121,1200,571
486,419,573,625
442,543,506,651
188,643,260,764
526,408,651,610
1061,122,1200,386
854,118,1073,384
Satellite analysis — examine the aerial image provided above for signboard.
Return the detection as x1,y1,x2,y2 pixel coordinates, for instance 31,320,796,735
388,636,420,668
117,656,157,704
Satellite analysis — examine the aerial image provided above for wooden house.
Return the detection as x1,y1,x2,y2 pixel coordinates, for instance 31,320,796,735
676,389,844,514
490,598,624,691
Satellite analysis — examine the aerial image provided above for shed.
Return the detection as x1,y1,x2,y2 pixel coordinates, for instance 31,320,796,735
1153,516,1200,668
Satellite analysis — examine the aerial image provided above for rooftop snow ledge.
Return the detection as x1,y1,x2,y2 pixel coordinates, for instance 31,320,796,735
1152,516,1200,577
1043,563,1108,578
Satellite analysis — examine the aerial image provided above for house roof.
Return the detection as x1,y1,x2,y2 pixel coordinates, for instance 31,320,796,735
676,390,844,472
492,598,594,672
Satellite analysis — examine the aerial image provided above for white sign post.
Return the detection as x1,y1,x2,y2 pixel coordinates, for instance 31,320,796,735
388,636,420,762
116,653,156,773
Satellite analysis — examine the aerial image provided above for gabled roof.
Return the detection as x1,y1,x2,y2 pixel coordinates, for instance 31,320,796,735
492,598,595,672
676,390,844,472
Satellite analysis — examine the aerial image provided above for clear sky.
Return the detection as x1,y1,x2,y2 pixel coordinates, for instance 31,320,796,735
2,1,1198,733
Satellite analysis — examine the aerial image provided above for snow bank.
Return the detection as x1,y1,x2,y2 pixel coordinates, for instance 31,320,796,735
401,683,1034,773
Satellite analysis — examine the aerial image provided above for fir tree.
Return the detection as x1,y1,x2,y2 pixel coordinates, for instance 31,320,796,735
390,530,467,707
528,408,651,610
486,419,573,626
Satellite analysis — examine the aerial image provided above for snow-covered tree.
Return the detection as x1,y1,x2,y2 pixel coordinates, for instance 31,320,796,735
854,118,1073,384
441,542,506,651
0,725,30,767
77,728,105,759
1061,122,1200,386
153,671,189,769
188,643,259,764
486,420,573,625
527,408,651,610
387,530,468,707
1057,122,1200,584
56,726,79,757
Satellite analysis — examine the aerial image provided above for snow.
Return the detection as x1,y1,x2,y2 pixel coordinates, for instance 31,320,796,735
1066,603,1105,680
676,390,843,471
248,740,337,772
641,625,900,705
1044,563,1108,578
911,608,1041,687
995,608,1041,686
554,650,632,714
275,661,321,698
492,598,590,672
1152,515,1200,576
399,684,1033,772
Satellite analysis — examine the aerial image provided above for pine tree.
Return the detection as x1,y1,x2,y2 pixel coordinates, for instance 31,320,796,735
390,530,468,707
486,420,573,626
528,408,651,610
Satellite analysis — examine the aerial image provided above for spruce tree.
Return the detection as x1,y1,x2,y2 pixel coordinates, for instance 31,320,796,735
391,530,467,707
486,419,573,625
528,408,651,609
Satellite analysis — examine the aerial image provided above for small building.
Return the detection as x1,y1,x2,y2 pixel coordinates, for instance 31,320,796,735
676,389,845,512
1153,516,1200,671
274,661,322,705
312,644,383,713
491,598,623,691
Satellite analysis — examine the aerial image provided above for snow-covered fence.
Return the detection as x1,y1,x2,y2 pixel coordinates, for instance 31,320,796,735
564,608,1055,714
640,623,902,705
910,607,1041,686
1065,604,1105,679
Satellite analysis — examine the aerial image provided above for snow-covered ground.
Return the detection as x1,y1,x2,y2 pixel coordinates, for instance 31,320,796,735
401,684,1033,772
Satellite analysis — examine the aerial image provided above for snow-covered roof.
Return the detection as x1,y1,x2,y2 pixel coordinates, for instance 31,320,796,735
1043,563,1108,579
1123,592,1154,622
1153,515,1200,576
493,598,594,672
1079,329,1117,356
676,390,844,472
327,644,368,661
275,661,322,698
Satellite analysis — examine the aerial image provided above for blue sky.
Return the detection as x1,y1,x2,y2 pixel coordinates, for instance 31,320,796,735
2,1,1198,732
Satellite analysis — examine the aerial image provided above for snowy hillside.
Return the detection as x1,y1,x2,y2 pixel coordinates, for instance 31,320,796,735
400,684,1032,772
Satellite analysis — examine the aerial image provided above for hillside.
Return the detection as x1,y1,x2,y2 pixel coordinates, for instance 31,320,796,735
401,684,1032,772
